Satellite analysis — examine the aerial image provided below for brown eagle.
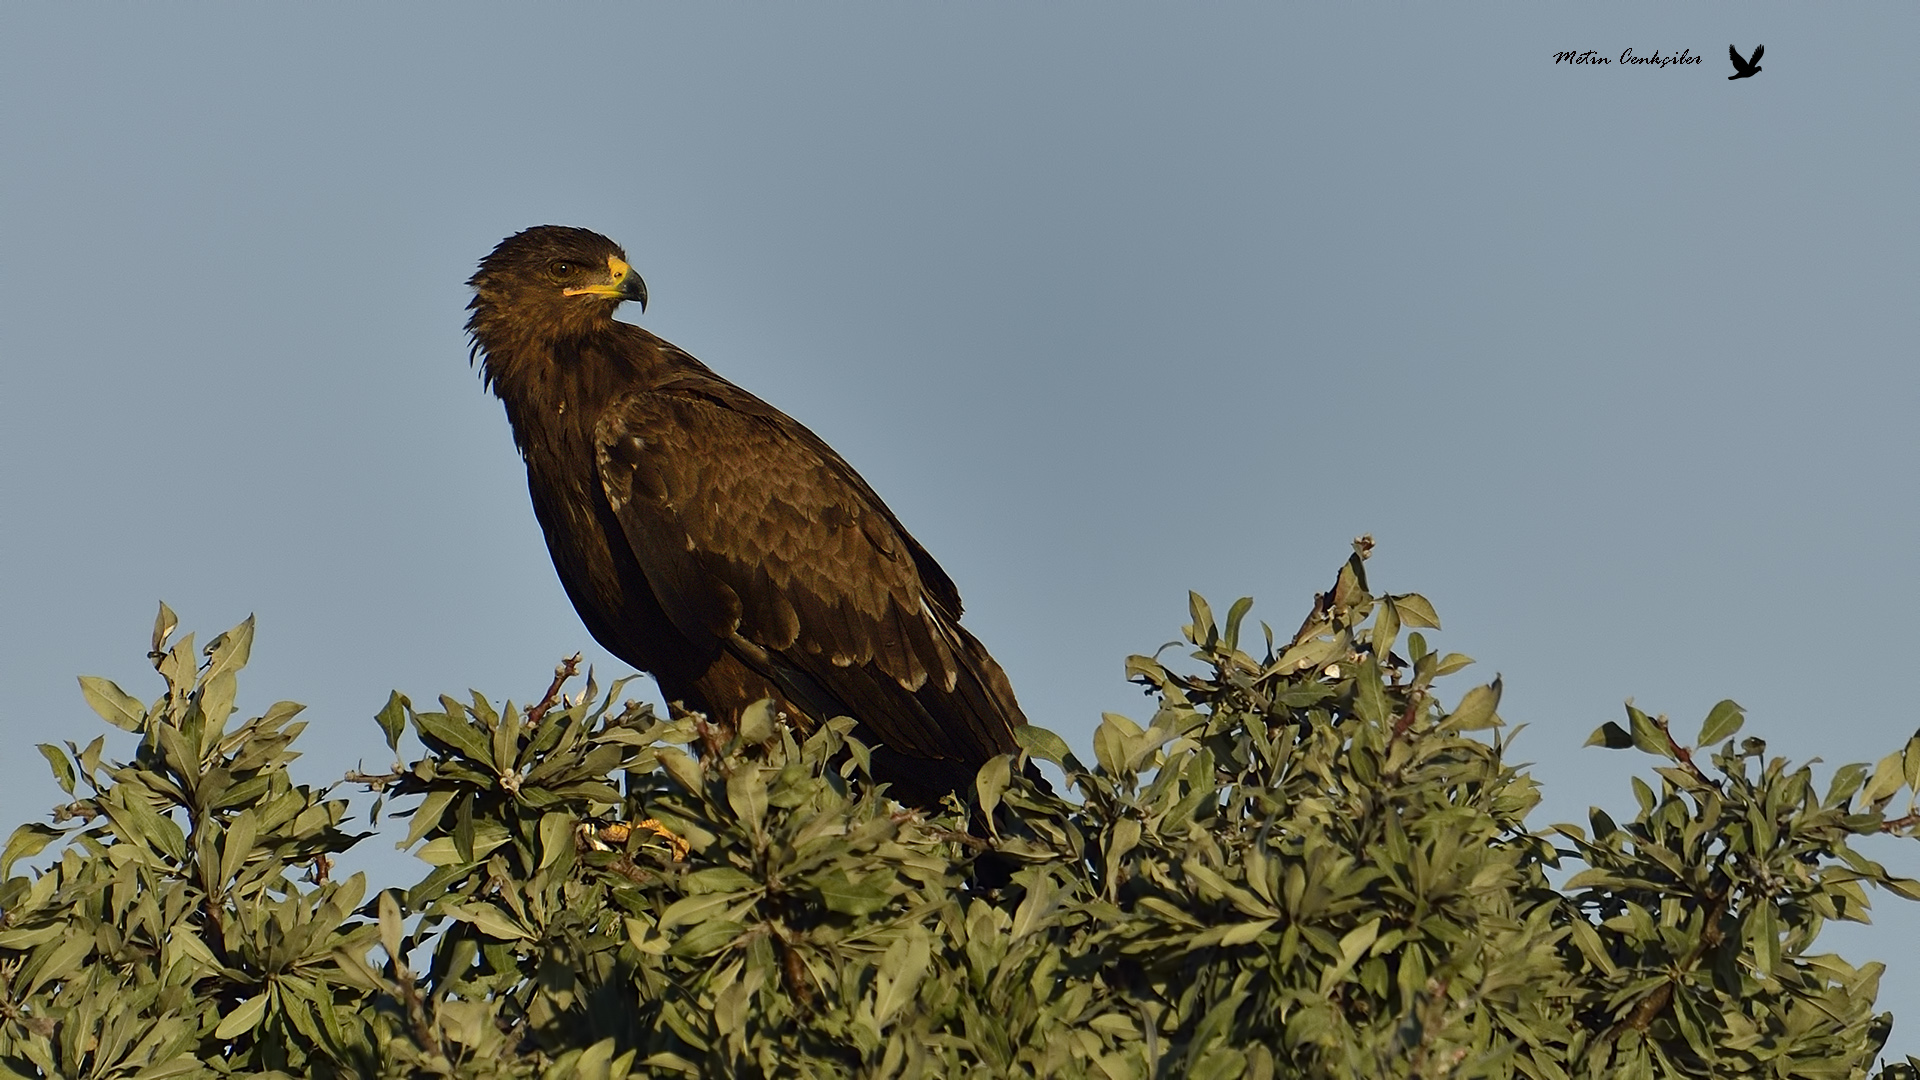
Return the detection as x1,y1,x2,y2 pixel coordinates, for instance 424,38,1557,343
467,226,1028,805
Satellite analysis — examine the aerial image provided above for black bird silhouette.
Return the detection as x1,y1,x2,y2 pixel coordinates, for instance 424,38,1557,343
1728,44,1763,80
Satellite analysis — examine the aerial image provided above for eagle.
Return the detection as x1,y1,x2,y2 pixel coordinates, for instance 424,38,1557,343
466,225,1029,806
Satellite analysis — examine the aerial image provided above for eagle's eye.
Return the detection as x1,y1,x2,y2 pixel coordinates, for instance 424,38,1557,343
548,260,576,278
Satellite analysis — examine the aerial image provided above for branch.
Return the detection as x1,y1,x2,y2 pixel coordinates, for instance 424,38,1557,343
345,768,405,791
1655,716,1713,786
1610,890,1728,1039
1390,689,1426,745
525,653,583,727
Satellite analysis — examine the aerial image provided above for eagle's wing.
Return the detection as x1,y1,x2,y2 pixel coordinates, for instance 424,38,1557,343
592,372,1018,763
1750,44,1763,64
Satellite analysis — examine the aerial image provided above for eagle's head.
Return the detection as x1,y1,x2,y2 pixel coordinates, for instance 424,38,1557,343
467,225,648,364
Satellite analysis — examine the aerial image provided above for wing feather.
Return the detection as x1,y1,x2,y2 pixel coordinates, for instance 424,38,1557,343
592,379,1019,763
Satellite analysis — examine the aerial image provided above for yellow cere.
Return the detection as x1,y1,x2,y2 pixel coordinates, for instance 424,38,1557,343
561,255,636,298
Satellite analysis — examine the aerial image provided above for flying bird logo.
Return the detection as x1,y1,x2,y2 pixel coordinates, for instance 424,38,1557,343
1728,44,1763,80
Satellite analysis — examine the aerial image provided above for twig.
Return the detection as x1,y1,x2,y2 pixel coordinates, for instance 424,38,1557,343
1656,717,1713,786
396,965,440,1057
599,855,662,887
525,653,583,727
1609,890,1728,1038
345,768,404,791
694,714,731,765
1390,689,1426,744
49,801,100,825
778,927,817,1010
894,811,992,853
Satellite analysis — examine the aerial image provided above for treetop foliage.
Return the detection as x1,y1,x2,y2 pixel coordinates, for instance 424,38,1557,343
4,541,1920,1078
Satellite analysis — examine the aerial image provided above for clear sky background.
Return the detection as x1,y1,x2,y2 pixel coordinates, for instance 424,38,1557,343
4,1,1917,1048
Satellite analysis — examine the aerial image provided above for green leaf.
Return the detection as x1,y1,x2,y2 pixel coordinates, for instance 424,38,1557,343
1391,593,1441,629
974,754,1011,820
1274,631,1349,675
1587,721,1634,750
375,691,408,754
413,706,492,764
1590,807,1618,839
218,809,258,887
1625,704,1673,759
157,632,196,693
202,616,255,683
1444,677,1502,732
685,867,758,894
657,747,704,794
130,1054,207,1080
661,892,738,929
1567,918,1616,975
24,933,93,996
873,928,931,1026
416,823,511,866
378,890,404,970
669,919,743,957
537,812,574,871
1879,875,1920,901
36,744,75,795
402,789,456,848
78,675,146,732
1010,875,1061,941
0,925,64,951
1697,699,1745,746
1105,817,1142,886
444,901,532,941
1333,551,1368,607
199,669,238,731
151,601,178,656
102,789,187,862
1318,919,1381,994
1749,900,1781,976
1013,724,1072,766
737,698,778,745
454,791,476,862
213,992,270,1040
1862,749,1906,807
1353,659,1389,726
1093,716,1127,777
492,700,523,773
712,973,756,1038
726,764,766,834
1189,591,1217,643
818,869,892,916
1193,919,1277,948
1826,763,1869,808
1371,599,1399,661
1224,596,1254,651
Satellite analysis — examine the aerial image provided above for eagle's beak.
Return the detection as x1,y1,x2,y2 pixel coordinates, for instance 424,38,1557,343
564,255,649,311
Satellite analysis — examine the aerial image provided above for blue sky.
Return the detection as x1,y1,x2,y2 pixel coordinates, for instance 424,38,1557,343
4,1,1917,1043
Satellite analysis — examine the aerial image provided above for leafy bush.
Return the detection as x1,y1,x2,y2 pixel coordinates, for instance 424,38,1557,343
3,541,1920,1078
